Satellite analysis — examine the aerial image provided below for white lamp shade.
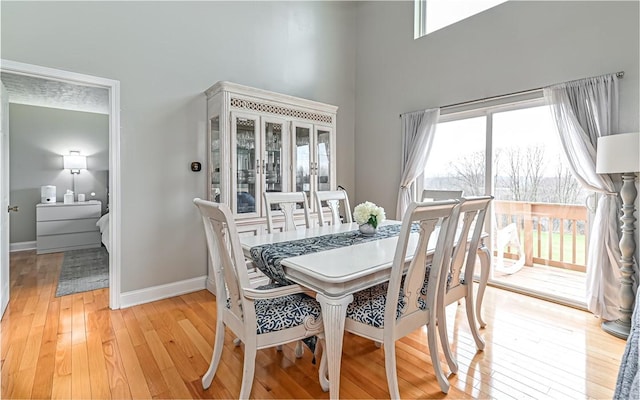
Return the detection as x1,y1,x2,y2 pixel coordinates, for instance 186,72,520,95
596,132,640,174
63,154,87,170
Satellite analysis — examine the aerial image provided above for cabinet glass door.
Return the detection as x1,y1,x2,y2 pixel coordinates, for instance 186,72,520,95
316,128,332,192
233,115,259,216
210,116,221,202
263,121,284,196
293,123,313,205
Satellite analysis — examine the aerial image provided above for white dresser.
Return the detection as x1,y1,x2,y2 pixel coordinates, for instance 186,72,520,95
36,201,102,254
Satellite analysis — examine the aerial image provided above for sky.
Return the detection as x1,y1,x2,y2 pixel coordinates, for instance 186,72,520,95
425,0,509,35
425,105,567,178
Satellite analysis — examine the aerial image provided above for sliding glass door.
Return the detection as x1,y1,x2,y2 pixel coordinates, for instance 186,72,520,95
420,99,589,307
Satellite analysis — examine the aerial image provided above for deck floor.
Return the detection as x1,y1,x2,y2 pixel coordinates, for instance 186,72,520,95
490,259,587,306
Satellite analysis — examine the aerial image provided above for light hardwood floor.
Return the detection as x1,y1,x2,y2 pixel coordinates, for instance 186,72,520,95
1,250,627,399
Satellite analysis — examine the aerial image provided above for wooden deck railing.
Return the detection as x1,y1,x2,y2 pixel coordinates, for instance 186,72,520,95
494,200,588,272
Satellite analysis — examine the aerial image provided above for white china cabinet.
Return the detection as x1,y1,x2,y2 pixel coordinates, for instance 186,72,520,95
205,81,337,237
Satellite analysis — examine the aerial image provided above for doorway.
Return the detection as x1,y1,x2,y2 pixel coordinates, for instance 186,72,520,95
0,60,121,310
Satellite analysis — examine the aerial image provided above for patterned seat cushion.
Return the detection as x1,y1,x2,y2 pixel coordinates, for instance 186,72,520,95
346,282,427,329
254,292,322,334
347,260,467,329
227,284,322,334
420,265,460,296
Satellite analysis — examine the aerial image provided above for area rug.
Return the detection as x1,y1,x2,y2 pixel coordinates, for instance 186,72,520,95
55,247,109,297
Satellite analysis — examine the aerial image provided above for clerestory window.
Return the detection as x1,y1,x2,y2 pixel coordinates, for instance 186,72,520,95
415,0,509,39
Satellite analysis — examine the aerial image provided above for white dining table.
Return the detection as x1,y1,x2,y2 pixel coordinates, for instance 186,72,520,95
240,220,490,399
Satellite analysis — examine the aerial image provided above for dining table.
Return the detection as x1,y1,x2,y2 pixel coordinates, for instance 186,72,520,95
240,220,491,399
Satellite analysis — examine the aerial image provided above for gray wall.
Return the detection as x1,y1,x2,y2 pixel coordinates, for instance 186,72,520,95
9,104,109,243
354,1,640,218
1,1,357,292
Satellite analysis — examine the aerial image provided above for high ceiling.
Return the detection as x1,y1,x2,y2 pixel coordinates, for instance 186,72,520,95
1,72,109,114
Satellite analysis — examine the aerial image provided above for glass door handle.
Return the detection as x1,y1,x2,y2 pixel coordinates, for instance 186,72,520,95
8,205,18,212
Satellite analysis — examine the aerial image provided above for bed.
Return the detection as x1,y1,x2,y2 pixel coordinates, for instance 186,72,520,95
614,290,640,399
96,212,110,253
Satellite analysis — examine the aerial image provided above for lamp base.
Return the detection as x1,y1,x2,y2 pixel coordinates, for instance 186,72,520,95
601,319,631,339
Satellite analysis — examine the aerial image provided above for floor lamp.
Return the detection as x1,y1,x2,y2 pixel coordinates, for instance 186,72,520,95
596,132,640,339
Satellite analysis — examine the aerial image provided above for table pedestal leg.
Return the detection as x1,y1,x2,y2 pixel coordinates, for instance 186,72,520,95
476,245,491,328
316,293,353,400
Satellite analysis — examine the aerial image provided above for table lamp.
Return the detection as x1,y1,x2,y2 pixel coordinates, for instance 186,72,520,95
63,150,87,196
596,132,640,339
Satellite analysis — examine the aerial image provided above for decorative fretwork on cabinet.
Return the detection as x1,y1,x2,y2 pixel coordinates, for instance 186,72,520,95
204,81,338,236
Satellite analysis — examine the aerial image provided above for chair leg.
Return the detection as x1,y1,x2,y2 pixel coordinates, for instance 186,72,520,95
276,341,304,356
428,314,450,394
383,340,400,399
239,341,257,400
202,318,226,389
317,336,330,392
437,304,458,374
294,340,304,358
465,289,485,351
476,246,491,328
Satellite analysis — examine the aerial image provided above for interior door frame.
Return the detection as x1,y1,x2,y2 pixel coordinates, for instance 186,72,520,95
0,59,122,310
1,82,10,318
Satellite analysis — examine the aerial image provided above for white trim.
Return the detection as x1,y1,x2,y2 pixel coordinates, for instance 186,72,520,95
108,80,121,310
120,276,207,309
1,59,122,310
9,241,35,252
414,0,427,39
205,81,338,115
205,276,216,294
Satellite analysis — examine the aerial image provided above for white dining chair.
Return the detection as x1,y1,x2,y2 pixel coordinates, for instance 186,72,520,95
193,198,327,398
263,192,311,233
435,195,492,375
422,189,463,201
262,191,313,358
342,200,460,395
314,189,353,226
494,221,526,274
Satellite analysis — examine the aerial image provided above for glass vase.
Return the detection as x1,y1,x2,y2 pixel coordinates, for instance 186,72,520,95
359,223,377,236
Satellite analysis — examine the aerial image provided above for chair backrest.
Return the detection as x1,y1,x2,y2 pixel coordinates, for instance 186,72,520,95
193,198,248,322
422,189,463,201
263,192,311,233
385,200,460,329
314,190,353,226
444,196,493,304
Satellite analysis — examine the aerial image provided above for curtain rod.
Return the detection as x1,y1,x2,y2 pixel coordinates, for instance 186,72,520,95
399,70,624,118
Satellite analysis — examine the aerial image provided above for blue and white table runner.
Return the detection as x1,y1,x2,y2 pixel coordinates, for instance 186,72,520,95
249,223,420,285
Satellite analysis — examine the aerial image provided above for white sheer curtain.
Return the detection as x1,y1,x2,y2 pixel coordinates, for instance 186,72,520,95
396,108,440,219
544,74,622,320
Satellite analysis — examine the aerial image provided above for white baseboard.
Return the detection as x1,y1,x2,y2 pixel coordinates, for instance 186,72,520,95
10,241,36,252
120,275,207,309
205,276,216,295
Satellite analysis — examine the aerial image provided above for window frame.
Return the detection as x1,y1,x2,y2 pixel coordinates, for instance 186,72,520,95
415,0,510,39
414,0,428,39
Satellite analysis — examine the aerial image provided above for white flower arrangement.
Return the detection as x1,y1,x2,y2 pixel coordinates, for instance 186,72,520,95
353,201,386,228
